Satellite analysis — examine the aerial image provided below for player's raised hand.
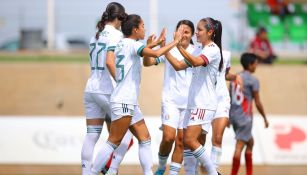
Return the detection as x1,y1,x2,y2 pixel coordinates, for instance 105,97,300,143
156,28,166,45
173,26,183,44
147,34,156,45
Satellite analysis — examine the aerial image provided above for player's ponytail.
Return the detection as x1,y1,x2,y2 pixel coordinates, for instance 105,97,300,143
212,19,223,72
95,2,126,40
201,17,223,72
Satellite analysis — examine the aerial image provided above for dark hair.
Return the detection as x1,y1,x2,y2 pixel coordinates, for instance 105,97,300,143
256,26,267,36
200,17,223,72
240,53,257,70
176,20,195,44
95,2,127,39
121,14,142,37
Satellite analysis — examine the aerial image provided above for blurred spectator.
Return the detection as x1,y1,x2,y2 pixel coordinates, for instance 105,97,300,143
267,0,291,18
249,27,277,64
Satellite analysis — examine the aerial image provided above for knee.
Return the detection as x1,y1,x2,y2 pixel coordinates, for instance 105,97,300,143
233,150,242,159
108,136,123,146
212,134,223,147
183,137,195,150
162,133,175,145
174,138,184,150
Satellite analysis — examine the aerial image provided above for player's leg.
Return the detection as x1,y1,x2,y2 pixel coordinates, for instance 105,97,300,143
185,125,217,175
245,137,254,175
169,129,183,175
107,130,133,174
230,140,245,175
81,93,105,175
103,111,134,174
129,106,153,175
198,133,207,175
94,95,133,175
211,116,229,169
169,108,186,175
155,124,176,174
155,105,179,175
185,109,217,175
90,104,132,175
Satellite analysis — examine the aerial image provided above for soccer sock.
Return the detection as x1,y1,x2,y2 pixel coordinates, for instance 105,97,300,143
157,152,169,170
108,131,133,174
245,152,253,175
211,146,222,169
231,156,241,175
183,149,197,174
195,160,200,175
169,162,182,175
90,141,118,175
139,140,153,175
81,125,102,175
192,146,217,175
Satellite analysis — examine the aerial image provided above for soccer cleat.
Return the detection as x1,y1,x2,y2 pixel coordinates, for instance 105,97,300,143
106,172,117,175
154,168,165,175
101,167,109,175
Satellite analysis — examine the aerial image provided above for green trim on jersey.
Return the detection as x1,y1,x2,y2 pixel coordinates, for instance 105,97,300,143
184,59,193,67
137,45,145,57
155,57,161,65
107,46,116,51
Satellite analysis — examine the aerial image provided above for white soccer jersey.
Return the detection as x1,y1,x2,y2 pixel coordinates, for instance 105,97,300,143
84,25,123,94
110,38,145,105
187,42,221,110
215,50,231,109
157,44,195,108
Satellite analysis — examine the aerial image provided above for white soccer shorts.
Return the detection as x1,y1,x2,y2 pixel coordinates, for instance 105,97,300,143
110,103,143,125
83,92,111,119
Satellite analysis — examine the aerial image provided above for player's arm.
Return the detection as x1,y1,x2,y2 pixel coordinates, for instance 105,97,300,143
177,45,207,67
225,68,237,81
106,51,116,80
143,57,158,67
226,68,244,91
164,52,189,71
253,91,269,128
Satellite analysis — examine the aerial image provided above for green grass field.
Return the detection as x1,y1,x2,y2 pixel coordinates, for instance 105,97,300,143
0,53,306,65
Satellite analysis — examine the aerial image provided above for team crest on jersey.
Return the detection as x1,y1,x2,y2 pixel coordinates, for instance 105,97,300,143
100,31,109,37
208,43,215,47
117,41,124,52
164,114,170,120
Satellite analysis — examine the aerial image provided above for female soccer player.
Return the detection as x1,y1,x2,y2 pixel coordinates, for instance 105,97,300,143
195,50,243,175
229,53,269,175
90,14,183,175
81,2,133,175
143,20,196,175
176,17,223,175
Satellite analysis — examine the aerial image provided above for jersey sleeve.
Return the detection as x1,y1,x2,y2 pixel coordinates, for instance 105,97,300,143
107,32,122,51
155,56,166,65
252,78,260,92
225,51,231,68
200,45,219,66
133,41,145,57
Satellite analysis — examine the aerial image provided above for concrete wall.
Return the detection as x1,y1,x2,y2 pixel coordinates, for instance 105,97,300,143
0,63,306,116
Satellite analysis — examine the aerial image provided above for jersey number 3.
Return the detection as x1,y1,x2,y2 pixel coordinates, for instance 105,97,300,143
116,55,125,82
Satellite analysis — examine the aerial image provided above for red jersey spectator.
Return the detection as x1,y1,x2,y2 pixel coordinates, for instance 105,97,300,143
249,27,277,64
267,0,291,17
